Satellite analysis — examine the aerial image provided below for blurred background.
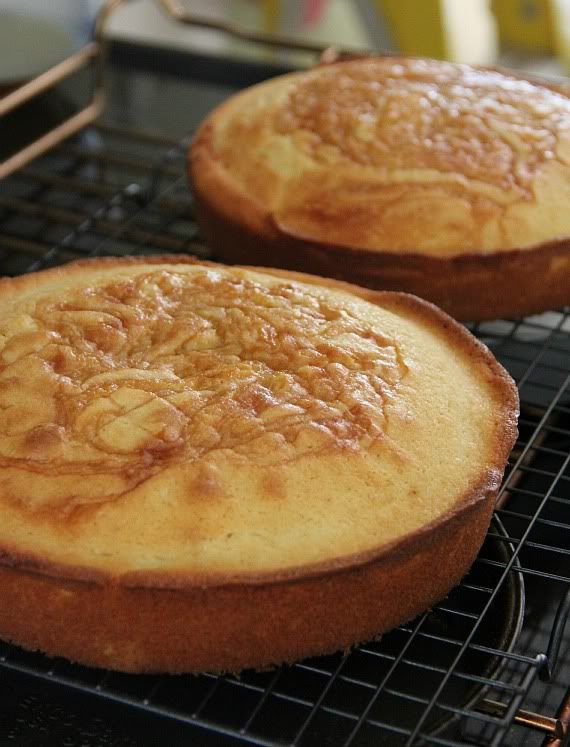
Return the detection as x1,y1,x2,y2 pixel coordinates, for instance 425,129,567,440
4,0,570,86
99,0,570,76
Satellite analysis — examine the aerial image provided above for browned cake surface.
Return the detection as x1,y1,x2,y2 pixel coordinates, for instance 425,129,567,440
0,257,518,671
190,57,570,319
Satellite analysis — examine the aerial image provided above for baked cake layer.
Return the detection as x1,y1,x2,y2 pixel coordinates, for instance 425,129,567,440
0,257,518,671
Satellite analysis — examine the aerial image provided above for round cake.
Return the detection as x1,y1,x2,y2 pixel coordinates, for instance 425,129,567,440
190,57,570,321
0,256,518,672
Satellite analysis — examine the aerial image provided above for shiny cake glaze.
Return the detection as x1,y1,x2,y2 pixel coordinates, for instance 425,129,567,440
1,268,406,513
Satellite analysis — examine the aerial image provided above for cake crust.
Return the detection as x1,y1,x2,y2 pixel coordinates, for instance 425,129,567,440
0,488,494,673
190,58,570,320
0,256,518,672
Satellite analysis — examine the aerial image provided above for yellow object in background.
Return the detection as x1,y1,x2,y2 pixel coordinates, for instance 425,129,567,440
377,0,447,58
375,0,498,64
491,0,554,52
262,0,281,35
550,0,570,73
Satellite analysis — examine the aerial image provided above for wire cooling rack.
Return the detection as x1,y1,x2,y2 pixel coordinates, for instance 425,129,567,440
0,123,569,747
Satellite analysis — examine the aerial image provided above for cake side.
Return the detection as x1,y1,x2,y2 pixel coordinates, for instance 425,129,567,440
0,486,496,673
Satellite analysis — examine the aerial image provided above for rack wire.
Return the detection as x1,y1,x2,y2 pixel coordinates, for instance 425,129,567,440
0,116,569,746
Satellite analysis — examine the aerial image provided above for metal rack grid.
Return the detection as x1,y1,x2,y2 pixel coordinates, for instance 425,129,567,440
0,123,569,747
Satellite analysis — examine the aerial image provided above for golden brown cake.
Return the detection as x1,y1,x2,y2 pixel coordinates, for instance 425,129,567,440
0,256,518,673
190,57,570,321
